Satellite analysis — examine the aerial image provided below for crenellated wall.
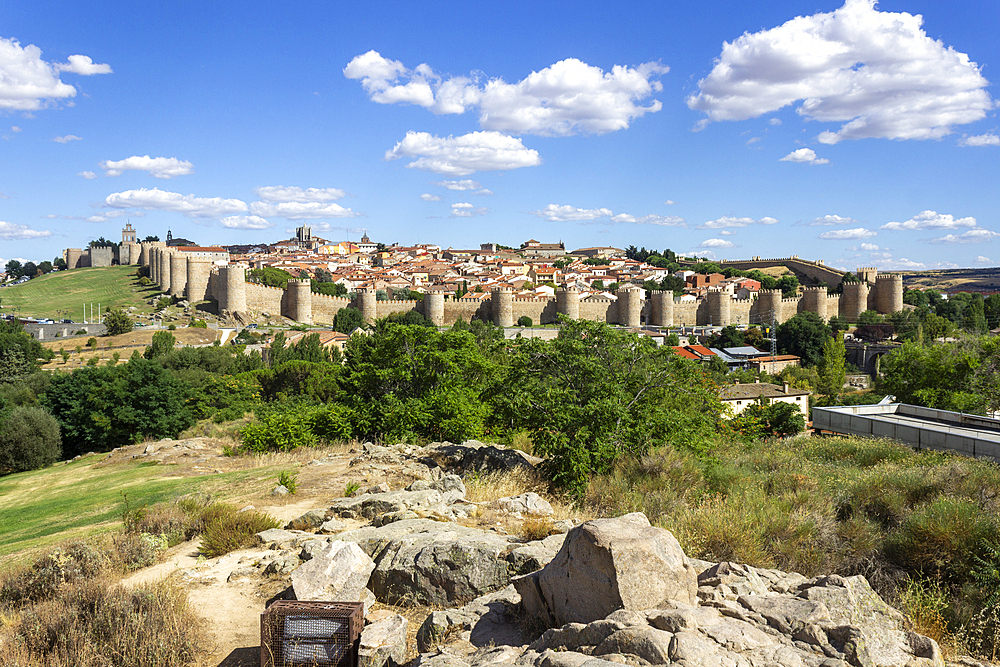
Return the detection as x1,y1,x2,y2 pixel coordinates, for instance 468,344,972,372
136,252,903,327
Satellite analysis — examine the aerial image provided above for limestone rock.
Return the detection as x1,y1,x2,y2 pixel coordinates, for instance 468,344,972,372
530,513,698,626
495,493,553,517
291,539,375,602
285,509,328,531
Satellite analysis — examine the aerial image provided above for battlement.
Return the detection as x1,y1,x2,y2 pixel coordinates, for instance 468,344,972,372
875,274,902,282
802,286,828,292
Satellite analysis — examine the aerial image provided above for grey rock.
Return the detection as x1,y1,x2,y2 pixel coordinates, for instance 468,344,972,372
272,484,290,496
593,626,674,665
319,518,347,534
359,611,408,667
374,510,420,527
495,493,553,517
291,539,375,602
417,609,481,653
285,509,328,531
256,528,308,549
532,513,699,626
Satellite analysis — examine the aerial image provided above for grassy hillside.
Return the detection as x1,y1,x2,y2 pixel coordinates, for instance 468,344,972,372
0,265,162,321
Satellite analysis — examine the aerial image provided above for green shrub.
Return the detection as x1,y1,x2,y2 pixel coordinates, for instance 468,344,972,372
198,504,280,557
189,319,207,329
238,410,317,452
344,481,361,497
885,497,999,583
308,403,356,442
86,337,97,349
277,470,298,494
517,315,532,327
167,324,176,330
0,404,62,473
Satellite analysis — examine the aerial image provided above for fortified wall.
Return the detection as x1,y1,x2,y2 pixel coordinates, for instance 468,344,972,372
138,252,904,328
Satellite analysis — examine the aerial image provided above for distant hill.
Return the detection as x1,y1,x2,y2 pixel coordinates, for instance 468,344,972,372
901,266,1000,293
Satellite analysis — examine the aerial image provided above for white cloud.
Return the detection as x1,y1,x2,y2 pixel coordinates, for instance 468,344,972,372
253,186,345,203
450,202,488,218
780,148,829,164
868,252,893,261
699,239,736,248
0,220,51,239
56,54,112,76
0,38,110,111
420,193,441,202
104,188,248,218
609,213,686,226
53,134,81,143
810,214,859,226
975,256,992,264
959,133,1000,147
220,215,272,230
475,189,493,196
746,137,761,146
878,258,928,270
664,200,676,205
926,229,999,244
769,118,782,126
687,0,993,144
881,210,977,230
699,215,779,229
385,131,541,176
249,201,357,219
533,204,613,222
100,155,194,179
345,51,668,136
819,227,877,240
859,243,881,251
78,170,97,179
434,179,482,191
10,126,20,132
719,230,737,236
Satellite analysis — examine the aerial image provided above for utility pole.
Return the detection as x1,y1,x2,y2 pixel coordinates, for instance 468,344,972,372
770,309,777,375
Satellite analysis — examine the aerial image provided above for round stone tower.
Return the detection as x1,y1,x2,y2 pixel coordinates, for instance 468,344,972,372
556,286,580,320
491,286,514,327
651,290,674,327
707,289,731,327
287,279,313,324
800,286,828,320
617,285,643,327
222,264,247,313
875,274,903,314
185,257,213,303
138,242,152,268
149,247,159,284
840,281,869,322
757,289,784,324
358,288,378,324
121,242,140,265
65,248,84,270
170,253,188,297
424,289,445,327
159,249,173,291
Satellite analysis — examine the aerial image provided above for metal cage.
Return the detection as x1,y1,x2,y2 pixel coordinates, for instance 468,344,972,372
260,601,364,667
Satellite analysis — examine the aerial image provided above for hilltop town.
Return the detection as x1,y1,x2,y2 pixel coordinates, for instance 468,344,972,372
39,224,904,331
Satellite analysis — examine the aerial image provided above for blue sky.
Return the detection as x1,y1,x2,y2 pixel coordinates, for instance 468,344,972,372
2,0,998,271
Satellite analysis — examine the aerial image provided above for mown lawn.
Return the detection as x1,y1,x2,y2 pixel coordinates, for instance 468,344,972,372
0,453,276,564
0,266,163,321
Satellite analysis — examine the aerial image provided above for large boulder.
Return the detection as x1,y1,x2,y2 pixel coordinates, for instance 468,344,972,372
291,539,375,602
359,611,408,667
518,513,698,627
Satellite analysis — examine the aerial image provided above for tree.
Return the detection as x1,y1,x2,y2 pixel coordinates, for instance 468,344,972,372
858,310,885,326
496,318,722,494
22,262,38,278
333,307,365,334
517,316,532,327
103,308,133,336
53,257,67,271
5,260,22,280
0,320,52,381
731,400,806,439
828,315,849,337
0,405,62,473
248,267,294,288
89,237,115,247
817,335,847,401
710,325,745,349
37,261,53,275
143,330,176,359
142,235,160,242
776,312,831,368
312,281,348,297
985,294,1000,331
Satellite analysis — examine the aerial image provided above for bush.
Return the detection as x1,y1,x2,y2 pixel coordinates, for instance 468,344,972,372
102,309,133,336
238,410,316,452
0,404,62,473
86,337,97,349
198,504,280,557
517,315,532,327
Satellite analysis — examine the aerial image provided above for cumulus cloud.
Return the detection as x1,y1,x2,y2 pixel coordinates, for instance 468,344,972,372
253,186,345,203
926,229,999,244
881,210,977,230
345,51,668,136
698,239,736,248
220,215,272,230
434,179,483,191
769,118,782,126
78,170,97,179
665,200,676,205
450,202,488,218
420,193,441,202
385,131,541,176
975,256,992,264
780,148,829,164
819,228,877,240
100,155,194,179
57,54,112,76
0,220,51,239
531,204,685,226
249,201,357,219
719,230,737,236
860,243,881,251
699,215,778,229
0,38,110,111
687,0,993,144
104,188,248,218
959,133,1000,147
810,214,860,226
53,134,81,143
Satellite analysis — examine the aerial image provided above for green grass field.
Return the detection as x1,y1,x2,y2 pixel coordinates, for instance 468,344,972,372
0,453,283,563
0,266,164,321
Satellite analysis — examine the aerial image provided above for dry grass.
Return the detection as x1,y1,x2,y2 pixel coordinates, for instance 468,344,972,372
461,467,584,539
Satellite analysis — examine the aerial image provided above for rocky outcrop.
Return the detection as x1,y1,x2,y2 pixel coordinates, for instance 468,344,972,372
516,513,698,627
291,540,375,604
360,610,409,667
